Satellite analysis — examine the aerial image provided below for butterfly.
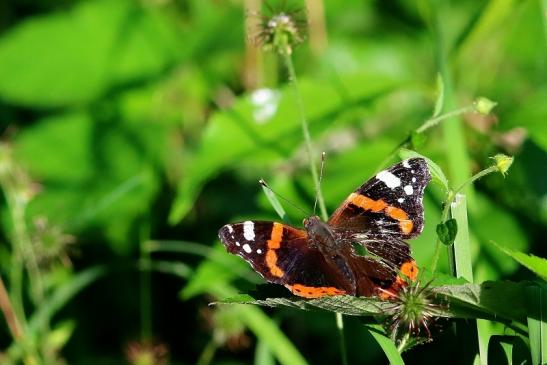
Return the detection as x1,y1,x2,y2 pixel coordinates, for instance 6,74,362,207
218,158,431,299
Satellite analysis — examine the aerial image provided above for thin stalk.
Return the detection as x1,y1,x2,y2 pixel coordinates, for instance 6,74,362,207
196,338,218,365
279,45,345,365
139,221,152,340
335,313,348,365
279,49,328,221
415,105,475,134
0,275,24,341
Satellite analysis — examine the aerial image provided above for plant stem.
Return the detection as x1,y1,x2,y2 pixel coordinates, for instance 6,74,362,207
335,312,348,365
279,46,345,365
139,221,152,340
196,338,218,365
415,105,475,134
0,275,24,341
279,49,328,221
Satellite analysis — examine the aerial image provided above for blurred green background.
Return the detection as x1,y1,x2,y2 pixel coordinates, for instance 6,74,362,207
0,0,545,364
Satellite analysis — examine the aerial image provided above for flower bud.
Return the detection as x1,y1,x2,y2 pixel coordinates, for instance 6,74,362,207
474,97,497,115
491,154,513,177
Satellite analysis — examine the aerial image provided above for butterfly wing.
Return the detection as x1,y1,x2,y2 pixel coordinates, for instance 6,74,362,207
328,158,431,239
328,158,428,295
218,221,354,298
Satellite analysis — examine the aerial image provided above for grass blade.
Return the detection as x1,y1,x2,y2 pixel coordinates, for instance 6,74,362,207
260,180,292,224
450,194,489,365
526,284,546,365
28,266,106,334
450,194,473,281
490,241,547,281
433,73,445,117
367,324,404,365
254,339,275,365
214,285,308,365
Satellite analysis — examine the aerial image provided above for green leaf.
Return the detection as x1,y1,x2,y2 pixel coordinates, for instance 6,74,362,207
169,74,401,224
434,281,532,323
219,280,537,323
489,241,547,281
398,149,450,193
436,219,458,246
14,113,93,183
0,0,181,107
218,294,394,317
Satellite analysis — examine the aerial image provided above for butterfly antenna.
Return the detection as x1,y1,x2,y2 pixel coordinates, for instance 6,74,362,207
313,152,327,216
259,179,310,216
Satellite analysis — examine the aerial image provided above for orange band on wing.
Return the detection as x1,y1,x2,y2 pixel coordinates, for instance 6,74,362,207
378,260,419,300
349,193,387,212
348,193,414,234
288,284,346,298
265,222,285,278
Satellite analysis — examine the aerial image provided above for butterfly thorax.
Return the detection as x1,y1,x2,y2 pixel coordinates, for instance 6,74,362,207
303,215,338,250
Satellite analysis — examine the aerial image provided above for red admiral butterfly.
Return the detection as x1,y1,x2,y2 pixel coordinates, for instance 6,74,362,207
219,158,431,299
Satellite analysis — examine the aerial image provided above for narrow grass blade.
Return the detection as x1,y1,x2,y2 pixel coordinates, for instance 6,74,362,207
213,285,308,365
146,260,193,279
490,241,547,281
260,180,292,224
239,305,308,365
526,284,546,365
254,339,275,365
28,266,106,333
450,194,489,365
366,324,404,365
433,73,445,117
450,194,473,281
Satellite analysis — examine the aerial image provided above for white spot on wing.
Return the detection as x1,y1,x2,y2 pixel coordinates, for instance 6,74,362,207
243,221,255,241
376,170,401,189
412,177,416,182
402,160,411,168
227,225,234,233
242,243,252,253
235,241,240,246
404,185,414,195
257,249,262,254
398,198,404,203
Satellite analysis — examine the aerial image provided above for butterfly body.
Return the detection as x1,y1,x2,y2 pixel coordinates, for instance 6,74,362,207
218,158,431,299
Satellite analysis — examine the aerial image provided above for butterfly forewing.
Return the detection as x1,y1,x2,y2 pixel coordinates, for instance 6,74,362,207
219,221,353,297
328,158,431,239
